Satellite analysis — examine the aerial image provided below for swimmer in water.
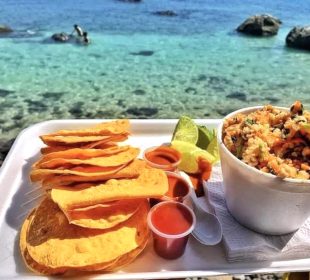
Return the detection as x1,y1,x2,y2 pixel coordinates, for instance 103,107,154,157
72,24,83,37
82,31,90,45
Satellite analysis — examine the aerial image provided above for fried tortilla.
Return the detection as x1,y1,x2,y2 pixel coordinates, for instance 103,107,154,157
65,199,143,229
30,164,131,182
43,120,130,137
41,159,145,188
40,142,118,155
51,167,168,210
20,209,66,275
37,146,129,164
26,197,149,271
36,147,139,169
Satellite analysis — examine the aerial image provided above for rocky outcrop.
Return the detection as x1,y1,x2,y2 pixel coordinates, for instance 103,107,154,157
0,25,13,34
286,26,310,50
153,10,177,17
51,32,69,42
237,14,282,36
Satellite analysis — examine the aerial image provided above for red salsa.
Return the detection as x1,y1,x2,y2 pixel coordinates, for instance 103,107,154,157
144,146,181,171
149,202,195,259
151,202,193,235
166,174,189,199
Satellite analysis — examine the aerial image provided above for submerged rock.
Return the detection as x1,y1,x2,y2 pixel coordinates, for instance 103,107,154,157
51,32,70,42
286,26,310,50
130,50,154,56
126,107,158,117
237,14,282,36
132,89,146,95
0,88,14,97
0,25,13,34
42,92,65,99
0,138,15,166
153,10,178,17
226,91,247,101
185,87,197,95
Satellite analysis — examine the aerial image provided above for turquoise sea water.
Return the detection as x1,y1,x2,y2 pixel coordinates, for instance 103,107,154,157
1,0,310,142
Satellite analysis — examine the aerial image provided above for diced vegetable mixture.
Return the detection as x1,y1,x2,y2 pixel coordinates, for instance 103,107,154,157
223,101,310,179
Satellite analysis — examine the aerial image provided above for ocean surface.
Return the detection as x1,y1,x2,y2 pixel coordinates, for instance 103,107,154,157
1,0,310,143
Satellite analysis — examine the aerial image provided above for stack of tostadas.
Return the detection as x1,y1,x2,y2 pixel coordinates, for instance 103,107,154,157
20,120,168,275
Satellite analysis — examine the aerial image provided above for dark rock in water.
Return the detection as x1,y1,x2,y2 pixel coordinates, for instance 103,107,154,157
185,87,197,95
42,91,65,99
51,32,70,42
0,88,14,97
153,10,178,17
217,108,236,116
0,25,13,34
265,97,280,103
126,107,158,117
237,14,282,36
26,99,48,113
226,92,247,101
117,100,125,107
207,75,232,85
69,102,84,117
197,74,207,81
132,89,146,95
204,112,210,117
12,113,24,120
286,26,310,50
130,50,154,56
117,0,142,2
0,138,15,166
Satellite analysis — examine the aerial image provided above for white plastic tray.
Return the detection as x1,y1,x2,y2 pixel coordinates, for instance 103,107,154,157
0,119,310,279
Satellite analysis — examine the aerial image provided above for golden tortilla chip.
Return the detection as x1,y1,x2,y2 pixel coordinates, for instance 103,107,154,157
20,209,66,275
41,135,113,146
51,166,168,211
83,134,128,149
65,199,143,229
30,164,126,182
38,146,129,164
36,147,139,169
40,143,117,155
41,159,145,188
45,120,130,137
26,197,149,271
102,229,149,272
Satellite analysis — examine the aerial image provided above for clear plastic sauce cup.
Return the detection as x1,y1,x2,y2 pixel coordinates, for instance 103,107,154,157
147,201,196,259
143,146,181,171
150,171,190,206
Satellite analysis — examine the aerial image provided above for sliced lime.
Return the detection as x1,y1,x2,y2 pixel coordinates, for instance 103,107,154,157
196,125,215,149
206,136,220,163
171,140,216,173
172,116,198,144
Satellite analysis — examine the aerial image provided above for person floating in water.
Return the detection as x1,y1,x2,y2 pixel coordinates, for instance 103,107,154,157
72,24,83,37
82,31,90,45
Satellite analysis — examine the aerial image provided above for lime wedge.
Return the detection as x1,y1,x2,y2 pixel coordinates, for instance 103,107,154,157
206,136,220,162
196,125,215,149
172,116,198,144
171,140,216,173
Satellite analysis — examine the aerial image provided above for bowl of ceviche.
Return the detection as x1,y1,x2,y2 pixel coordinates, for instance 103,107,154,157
218,101,310,235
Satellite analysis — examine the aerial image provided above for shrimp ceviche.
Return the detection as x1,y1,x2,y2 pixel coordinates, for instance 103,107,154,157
223,101,310,179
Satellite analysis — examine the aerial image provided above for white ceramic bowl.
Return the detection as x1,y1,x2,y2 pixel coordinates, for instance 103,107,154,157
218,106,310,235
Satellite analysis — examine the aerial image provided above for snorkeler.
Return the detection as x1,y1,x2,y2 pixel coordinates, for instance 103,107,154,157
72,24,83,37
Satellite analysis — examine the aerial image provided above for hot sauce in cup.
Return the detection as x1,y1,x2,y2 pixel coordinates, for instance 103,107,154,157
143,146,181,171
147,201,196,259
150,172,190,206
